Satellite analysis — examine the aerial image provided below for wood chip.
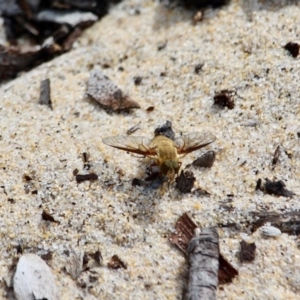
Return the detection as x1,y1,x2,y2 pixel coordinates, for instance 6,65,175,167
108,255,127,270
284,42,299,58
194,63,204,73
146,106,155,112
82,152,90,170
154,120,175,141
239,240,256,263
75,173,98,183
133,76,142,85
264,178,295,197
191,151,216,168
126,122,141,135
218,253,238,284
87,69,140,111
272,145,280,166
42,209,58,223
214,89,235,109
62,27,83,51
175,170,195,193
256,178,295,197
39,78,52,109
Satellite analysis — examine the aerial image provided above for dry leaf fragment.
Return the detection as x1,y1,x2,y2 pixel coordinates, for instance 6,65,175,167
42,209,58,223
214,89,235,109
175,170,195,193
169,213,197,254
264,178,295,197
218,253,238,284
284,42,299,58
108,255,127,270
87,69,140,111
239,240,256,263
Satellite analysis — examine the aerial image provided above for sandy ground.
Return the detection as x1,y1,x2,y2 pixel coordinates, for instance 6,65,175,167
1,0,300,299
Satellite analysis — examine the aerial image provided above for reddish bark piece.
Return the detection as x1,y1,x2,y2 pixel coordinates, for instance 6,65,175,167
169,213,198,254
218,253,239,284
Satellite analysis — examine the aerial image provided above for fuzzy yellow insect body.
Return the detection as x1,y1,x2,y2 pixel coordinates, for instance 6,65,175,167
103,131,216,185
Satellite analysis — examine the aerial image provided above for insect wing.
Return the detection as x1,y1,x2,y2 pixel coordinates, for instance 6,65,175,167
102,136,155,156
175,132,216,155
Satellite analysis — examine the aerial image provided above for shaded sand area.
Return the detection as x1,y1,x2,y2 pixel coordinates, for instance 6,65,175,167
1,0,300,299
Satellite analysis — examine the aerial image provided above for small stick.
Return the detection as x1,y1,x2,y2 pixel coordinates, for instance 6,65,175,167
187,228,219,300
272,145,280,166
126,121,141,135
39,78,52,109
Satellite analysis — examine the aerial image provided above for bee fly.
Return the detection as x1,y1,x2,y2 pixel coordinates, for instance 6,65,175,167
102,130,216,187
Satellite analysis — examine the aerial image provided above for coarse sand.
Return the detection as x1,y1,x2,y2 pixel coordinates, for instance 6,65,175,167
1,0,300,299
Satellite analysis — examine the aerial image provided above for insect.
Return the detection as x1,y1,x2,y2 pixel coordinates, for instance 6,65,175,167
102,131,216,185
